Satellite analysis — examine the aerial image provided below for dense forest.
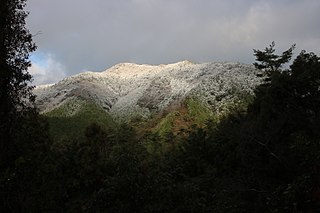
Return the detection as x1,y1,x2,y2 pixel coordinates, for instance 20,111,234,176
1,0,320,212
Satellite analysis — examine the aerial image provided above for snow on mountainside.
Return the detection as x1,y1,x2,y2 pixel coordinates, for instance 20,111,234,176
34,61,262,118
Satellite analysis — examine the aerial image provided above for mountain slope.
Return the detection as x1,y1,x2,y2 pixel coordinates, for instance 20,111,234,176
34,61,261,119
44,97,115,142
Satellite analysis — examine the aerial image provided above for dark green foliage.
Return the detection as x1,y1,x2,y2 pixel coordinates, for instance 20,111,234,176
0,114,51,212
0,0,37,169
0,0,51,211
232,49,320,212
253,42,295,82
2,13,320,212
46,100,115,143
10,47,320,212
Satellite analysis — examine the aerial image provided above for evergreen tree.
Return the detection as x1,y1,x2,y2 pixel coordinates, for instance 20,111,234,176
253,42,295,82
0,0,36,168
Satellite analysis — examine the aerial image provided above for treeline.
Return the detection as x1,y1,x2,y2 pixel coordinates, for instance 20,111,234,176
1,1,320,211
1,44,320,212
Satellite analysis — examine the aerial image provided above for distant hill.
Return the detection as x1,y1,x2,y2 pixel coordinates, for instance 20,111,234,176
34,60,261,119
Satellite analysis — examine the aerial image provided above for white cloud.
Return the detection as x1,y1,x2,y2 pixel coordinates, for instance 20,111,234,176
29,53,67,85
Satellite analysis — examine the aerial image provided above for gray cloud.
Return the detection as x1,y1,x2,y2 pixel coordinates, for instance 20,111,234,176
26,0,320,84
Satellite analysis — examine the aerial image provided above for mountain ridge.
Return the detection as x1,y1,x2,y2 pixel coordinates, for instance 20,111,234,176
34,60,262,118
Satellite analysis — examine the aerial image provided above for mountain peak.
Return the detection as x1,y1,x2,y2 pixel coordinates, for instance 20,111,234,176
174,60,195,65
34,61,262,118
104,60,197,74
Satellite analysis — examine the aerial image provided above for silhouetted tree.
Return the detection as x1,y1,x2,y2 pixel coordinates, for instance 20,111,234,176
253,42,295,82
0,0,36,168
239,47,320,212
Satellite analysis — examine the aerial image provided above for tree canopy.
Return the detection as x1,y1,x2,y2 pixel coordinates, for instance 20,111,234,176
1,3,320,210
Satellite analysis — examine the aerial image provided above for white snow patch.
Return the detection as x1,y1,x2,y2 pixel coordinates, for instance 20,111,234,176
34,61,262,117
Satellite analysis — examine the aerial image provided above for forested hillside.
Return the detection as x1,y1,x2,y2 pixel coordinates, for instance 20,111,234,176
1,1,320,212
2,45,320,212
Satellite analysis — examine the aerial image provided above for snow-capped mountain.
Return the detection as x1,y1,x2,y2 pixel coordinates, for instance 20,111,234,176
34,61,262,118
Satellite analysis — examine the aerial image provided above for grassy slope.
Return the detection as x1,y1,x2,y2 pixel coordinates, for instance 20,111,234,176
44,94,253,142
45,98,115,143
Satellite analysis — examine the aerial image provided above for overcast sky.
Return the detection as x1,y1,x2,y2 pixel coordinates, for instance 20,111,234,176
26,0,320,85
